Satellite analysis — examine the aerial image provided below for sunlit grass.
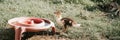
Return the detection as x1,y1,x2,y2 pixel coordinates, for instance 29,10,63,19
0,0,120,40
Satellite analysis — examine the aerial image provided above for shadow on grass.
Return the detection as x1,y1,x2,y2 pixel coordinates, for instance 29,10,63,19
83,5,98,11
22,31,60,40
0,28,60,40
0,0,4,3
0,28,15,40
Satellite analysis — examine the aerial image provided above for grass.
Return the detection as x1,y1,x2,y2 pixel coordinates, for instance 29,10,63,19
0,0,120,40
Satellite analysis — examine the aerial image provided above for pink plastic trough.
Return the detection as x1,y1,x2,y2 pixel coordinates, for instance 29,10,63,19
8,17,56,40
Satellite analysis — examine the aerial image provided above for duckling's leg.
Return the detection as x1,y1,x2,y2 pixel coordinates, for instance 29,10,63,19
62,24,68,32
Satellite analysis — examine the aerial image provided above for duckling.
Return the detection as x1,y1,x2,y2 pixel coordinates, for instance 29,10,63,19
54,11,81,32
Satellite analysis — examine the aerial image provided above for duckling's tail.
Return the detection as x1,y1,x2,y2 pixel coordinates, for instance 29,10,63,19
73,23,81,27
